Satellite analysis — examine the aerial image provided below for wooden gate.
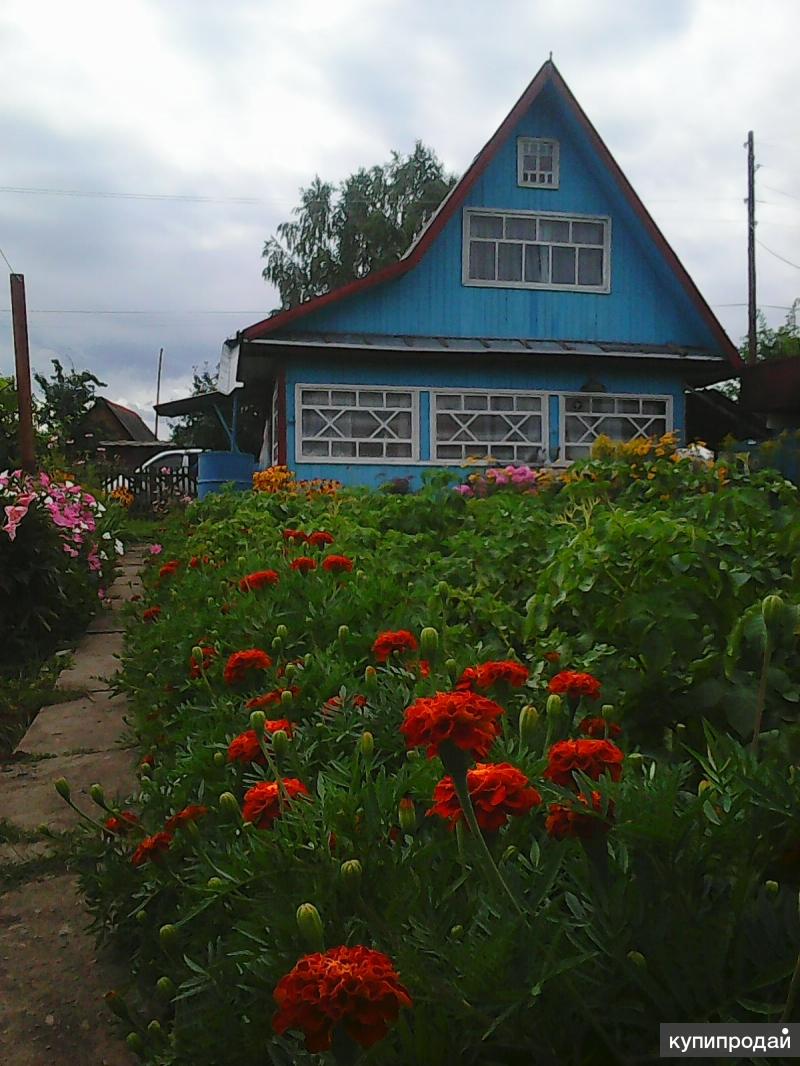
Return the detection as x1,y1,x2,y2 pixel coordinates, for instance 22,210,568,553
104,468,198,514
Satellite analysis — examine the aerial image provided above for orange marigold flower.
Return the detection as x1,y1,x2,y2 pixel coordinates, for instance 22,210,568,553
246,687,300,710
242,778,309,829
282,529,308,543
239,570,279,591
545,791,614,840
544,739,624,789
142,606,161,622
321,554,353,573
548,670,602,701
429,762,541,831
456,660,529,691
223,649,273,686
158,560,180,580
307,530,335,547
290,556,317,574
372,629,419,663
104,810,140,835
579,715,622,739
401,690,504,760
189,643,216,679
131,831,172,866
164,804,208,832
272,944,412,1052
543,651,561,664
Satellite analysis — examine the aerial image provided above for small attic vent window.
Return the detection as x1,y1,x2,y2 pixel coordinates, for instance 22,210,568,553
518,138,559,188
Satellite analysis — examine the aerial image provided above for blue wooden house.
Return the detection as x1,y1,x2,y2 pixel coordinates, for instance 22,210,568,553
162,60,742,488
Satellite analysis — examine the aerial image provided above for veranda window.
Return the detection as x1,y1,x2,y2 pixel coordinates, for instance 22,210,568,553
432,390,546,464
561,393,670,461
296,386,418,462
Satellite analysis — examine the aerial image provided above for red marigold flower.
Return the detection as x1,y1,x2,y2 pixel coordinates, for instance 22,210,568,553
544,739,624,789
158,560,180,580
246,687,300,710
189,643,217,679
142,606,161,622
456,660,529,691
548,670,602,701
242,778,309,829
307,530,335,548
140,753,155,768
321,554,353,573
188,554,210,568
228,729,266,766
239,569,280,591
282,529,308,543
429,762,541,831
165,804,209,832
290,556,317,574
104,810,139,835
543,651,561,664
400,690,504,760
131,831,172,866
372,630,419,663
579,715,622,739
272,944,412,1053
223,649,273,686
416,659,431,678
545,791,614,840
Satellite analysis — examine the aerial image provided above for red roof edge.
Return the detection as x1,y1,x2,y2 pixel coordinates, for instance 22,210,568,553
242,61,741,371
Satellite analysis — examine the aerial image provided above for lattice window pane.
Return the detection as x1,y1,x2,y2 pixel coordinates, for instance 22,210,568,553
434,391,546,463
518,138,560,188
298,385,417,463
562,394,669,461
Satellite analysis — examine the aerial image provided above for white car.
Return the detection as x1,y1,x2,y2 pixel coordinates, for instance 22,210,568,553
135,448,205,475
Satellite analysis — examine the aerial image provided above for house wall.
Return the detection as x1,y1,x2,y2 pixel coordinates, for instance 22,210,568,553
288,83,721,353
281,353,686,488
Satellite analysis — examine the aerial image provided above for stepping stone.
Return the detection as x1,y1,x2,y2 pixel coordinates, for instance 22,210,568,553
15,694,131,757
86,612,126,634
56,633,125,693
0,841,51,866
108,578,144,603
0,750,138,833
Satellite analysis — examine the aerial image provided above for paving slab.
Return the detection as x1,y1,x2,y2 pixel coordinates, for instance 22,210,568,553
57,632,125,692
87,610,127,634
108,578,144,603
0,874,136,1066
15,694,131,757
0,750,137,832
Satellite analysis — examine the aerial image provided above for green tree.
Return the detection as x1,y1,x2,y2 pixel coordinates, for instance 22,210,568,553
33,358,106,452
739,299,800,362
0,375,21,469
262,141,456,310
169,364,264,457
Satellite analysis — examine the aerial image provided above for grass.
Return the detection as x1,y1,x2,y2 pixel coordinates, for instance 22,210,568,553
0,654,85,760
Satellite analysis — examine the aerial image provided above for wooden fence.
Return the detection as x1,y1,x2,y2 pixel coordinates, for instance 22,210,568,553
104,468,198,514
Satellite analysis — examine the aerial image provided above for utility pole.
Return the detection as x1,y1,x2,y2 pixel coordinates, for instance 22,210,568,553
154,347,164,440
10,273,36,472
746,130,757,365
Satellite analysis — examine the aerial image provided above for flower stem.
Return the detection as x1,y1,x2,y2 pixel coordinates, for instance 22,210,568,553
750,636,772,756
782,937,800,1022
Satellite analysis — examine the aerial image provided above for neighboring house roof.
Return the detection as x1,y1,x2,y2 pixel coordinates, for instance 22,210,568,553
740,357,800,414
95,398,157,442
238,59,741,371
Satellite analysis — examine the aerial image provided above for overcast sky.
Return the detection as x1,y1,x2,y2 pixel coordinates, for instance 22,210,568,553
1,0,798,435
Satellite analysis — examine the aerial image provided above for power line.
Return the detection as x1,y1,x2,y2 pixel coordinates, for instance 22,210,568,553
713,302,793,310
756,238,800,271
761,183,800,203
0,243,14,271
0,308,269,315
0,185,265,205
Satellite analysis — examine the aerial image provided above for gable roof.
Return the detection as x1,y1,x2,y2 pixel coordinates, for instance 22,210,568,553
100,398,157,442
240,59,741,371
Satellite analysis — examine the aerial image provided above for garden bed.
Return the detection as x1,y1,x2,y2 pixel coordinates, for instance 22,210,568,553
70,442,800,1065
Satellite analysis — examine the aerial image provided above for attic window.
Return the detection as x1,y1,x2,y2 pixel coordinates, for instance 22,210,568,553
518,138,559,188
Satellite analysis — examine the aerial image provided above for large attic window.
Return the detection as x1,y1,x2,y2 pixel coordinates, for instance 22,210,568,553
517,137,559,188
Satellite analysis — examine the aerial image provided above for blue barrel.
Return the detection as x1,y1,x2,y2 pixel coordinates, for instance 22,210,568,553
197,452,256,500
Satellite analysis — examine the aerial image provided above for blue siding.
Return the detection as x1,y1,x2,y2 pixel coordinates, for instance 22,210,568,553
283,84,721,352
283,353,686,487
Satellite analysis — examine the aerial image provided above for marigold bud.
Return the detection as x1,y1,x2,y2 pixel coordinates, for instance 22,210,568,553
627,950,647,969
126,1033,144,1056
600,704,615,720
626,752,644,767
519,705,539,746
340,859,363,891
420,627,439,660
280,688,293,708
272,729,290,758
445,658,458,680
450,924,464,940
207,877,225,891
89,783,106,807
360,731,375,760
276,624,288,640
698,779,713,795
218,792,240,817
135,910,147,923
436,581,449,598
284,663,297,680
155,976,175,999
159,924,178,950
145,671,156,681
398,796,416,834
762,594,790,637
364,665,378,691
213,751,225,767
249,709,266,732
105,991,131,1020
546,694,563,719
338,624,349,643
271,636,282,652
765,879,780,896
405,749,420,761
54,777,71,801
296,903,324,951
501,845,519,863
304,653,312,667
191,645,204,665
147,1020,165,1040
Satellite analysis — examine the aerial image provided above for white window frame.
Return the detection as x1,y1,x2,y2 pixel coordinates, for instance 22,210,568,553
270,381,279,466
430,387,549,466
558,391,673,464
295,383,420,464
517,137,560,189
462,208,611,293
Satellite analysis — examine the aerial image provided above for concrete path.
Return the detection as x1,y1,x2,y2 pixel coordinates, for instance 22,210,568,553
0,548,145,1066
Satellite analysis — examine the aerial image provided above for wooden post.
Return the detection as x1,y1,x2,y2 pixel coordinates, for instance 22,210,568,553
746,131,757,365
154,347,164,440
10,273,36,472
